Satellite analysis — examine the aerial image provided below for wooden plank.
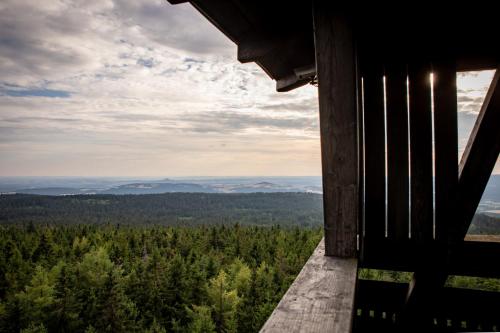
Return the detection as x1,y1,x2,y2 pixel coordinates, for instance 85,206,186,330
385,63,410,241
408,63,434,242
260,238,358,333
456,68,500,238
401,65,457,327
361,61,386,242
313,3,358,257
433,62,458,243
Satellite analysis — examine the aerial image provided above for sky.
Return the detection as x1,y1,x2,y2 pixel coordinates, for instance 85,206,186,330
0,0,497,177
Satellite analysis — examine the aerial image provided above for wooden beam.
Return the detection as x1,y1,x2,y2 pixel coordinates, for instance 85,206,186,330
260,239,358,333
313,3,358,257
456,68,500,238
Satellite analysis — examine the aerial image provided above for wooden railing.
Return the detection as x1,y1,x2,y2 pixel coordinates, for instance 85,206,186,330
260,238,500,332
260,238,358,333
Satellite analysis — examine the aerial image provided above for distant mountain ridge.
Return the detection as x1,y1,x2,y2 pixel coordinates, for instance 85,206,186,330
1,175,498,215
0,177,323,196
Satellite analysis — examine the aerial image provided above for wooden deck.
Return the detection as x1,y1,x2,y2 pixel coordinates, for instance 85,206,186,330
260,239,358,333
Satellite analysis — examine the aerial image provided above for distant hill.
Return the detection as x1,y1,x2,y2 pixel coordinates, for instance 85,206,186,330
100,182,216,194
0,176,323,195
468,213,500,235
0,192,324,227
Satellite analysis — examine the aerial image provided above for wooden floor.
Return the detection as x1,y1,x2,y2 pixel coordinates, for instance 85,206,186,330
260,238,358,333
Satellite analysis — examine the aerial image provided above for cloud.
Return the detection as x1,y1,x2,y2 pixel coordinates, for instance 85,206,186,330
0,85,71,98
177,111,318,137
0,1,495,176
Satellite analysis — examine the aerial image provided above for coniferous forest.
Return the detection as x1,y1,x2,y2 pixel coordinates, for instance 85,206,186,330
2,192,498,332
0,193,323,332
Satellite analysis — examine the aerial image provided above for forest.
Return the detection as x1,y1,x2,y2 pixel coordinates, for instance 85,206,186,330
0,223,322,332
0,193,323,227
1,192,499,332
0,193,326,331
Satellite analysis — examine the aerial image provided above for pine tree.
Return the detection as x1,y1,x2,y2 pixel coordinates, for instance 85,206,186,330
95,270,138,332
207,271,239,333
188,305,216,333
16,266,55,329
49,263,81,332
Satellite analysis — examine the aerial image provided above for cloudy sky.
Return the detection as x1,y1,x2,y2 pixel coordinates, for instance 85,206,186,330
0,0,497,177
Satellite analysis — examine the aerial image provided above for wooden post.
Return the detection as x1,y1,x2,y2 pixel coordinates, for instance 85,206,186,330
313,2,358,257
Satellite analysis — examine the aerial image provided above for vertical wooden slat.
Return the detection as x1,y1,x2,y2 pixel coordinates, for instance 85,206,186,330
433,62,458,244
400,63,439,330
408,63,434,242
362,61,386,242
386,63,410,241
313,4,358,257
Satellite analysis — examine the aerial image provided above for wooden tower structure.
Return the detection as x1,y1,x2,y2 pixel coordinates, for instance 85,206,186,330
168,1,500,331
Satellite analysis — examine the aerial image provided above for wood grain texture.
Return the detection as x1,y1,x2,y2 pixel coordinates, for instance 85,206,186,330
385,63,410,241
313,3,358,257
260,239,358,333
408,63,433,242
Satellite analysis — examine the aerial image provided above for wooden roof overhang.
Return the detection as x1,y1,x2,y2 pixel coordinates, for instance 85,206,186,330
169,1,499,91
